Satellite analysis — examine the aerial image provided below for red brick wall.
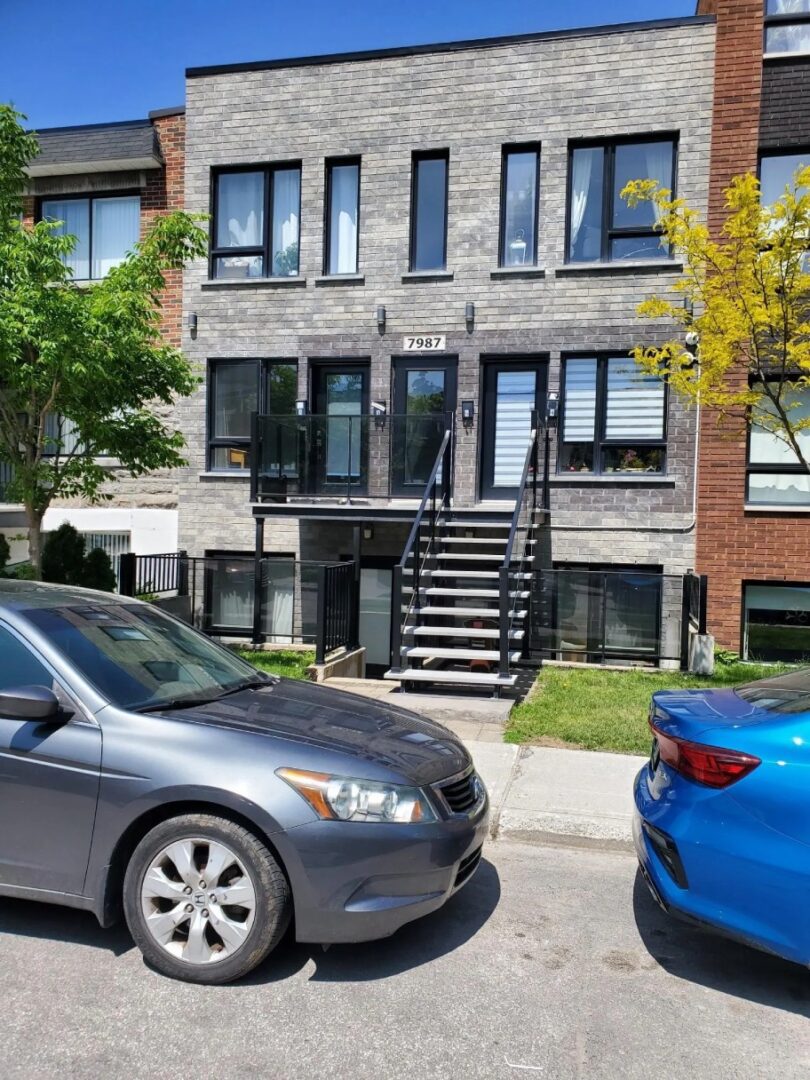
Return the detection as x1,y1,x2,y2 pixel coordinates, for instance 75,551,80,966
143,112,185,348
695,0,810,652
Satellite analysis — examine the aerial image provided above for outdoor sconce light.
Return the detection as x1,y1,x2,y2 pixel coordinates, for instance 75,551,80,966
295,399,308,417
376,306,386,334
187,312,198,336
465,301,475,332
545,391,559,428
371,400,387,430
363,525,374,541
461,400,475,431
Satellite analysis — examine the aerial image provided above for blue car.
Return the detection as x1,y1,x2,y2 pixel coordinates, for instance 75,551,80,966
634,668,810,968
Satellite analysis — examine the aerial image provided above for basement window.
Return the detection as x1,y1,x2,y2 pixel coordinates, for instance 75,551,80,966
744,583,810,662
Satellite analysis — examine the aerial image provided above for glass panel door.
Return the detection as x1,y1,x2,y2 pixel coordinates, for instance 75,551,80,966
312,364,369,494
391,358,457,497
481,361,546,501
359,566,393,676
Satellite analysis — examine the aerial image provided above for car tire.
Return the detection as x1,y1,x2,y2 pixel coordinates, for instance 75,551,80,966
123,813,291,985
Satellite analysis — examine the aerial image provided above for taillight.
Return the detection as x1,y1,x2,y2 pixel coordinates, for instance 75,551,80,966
651,723,760,789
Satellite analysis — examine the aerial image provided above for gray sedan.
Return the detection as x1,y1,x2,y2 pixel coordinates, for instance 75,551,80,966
0,580,488,984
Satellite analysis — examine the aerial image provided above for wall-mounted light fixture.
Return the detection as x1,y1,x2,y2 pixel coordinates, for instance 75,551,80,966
188,311,198,337
545,391,559,428
371,400,387,430
295,399,308,417
363,525,374,541
461,399,475,431
376,306,386,334
465,301,475,332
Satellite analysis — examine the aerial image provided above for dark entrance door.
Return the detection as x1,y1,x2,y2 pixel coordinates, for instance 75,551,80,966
480,360,547,501
391,357,457,498
311,363,369,495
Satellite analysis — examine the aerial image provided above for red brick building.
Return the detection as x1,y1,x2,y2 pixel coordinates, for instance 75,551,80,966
696,0,810,662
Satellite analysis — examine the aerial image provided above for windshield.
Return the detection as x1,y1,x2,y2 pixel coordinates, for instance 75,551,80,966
734,667,810,714
20,602,267,711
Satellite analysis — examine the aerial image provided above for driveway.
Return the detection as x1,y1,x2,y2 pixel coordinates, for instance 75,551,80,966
2,840,808,1079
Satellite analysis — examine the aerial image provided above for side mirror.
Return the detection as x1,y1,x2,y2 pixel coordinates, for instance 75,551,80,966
0,685,62,722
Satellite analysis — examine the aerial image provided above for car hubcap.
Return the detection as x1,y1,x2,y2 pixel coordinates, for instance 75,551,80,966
140,838,256,965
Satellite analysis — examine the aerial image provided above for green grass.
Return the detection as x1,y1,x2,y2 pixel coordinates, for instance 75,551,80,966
236,648,315,681
505,661,790,755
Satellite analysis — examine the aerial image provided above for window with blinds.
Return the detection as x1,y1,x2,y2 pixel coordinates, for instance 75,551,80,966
559,356,666,476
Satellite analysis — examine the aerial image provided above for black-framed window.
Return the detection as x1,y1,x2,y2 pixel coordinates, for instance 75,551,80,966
410,151,448,271
566,137,676,263
40,193,140,280
324,158,360,275
211,165,301,280
499,145,540,267
559,356,667,475
744,582,810,662
208,359,297,471
760,149,810,208
764,0,810,55
746,381,810,506
204,549,296,640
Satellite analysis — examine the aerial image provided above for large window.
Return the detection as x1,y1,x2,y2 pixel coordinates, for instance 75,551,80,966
500,145,540,267
744,583,810,662
559,356,666,475
410,151,448,272
325,158,360,275
208,359,297,471
764,1,810,55
211,165,301,279
205,552,295,643
747,383,810,505
760,150,809,209
40,194,140,280
567,137,675,263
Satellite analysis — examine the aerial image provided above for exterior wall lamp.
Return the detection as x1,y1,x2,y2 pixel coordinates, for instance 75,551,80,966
371,400,387,430
461,400,475,431
465,301,475,332
545,391,559,428
295,399,308,416
188,311,198,337
376,306,386,334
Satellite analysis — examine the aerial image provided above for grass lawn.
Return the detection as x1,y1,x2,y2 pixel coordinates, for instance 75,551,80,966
505,661,789,755
236,648,315,681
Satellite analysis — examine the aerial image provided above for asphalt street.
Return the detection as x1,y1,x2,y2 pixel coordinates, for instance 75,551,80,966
2,839,809,1080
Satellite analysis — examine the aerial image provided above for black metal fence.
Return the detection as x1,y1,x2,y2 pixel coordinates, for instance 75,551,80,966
0,461,14,502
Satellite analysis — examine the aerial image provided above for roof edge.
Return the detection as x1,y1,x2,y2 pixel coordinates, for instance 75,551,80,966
187,14,716,79
29,118,153,136
148,106,185,119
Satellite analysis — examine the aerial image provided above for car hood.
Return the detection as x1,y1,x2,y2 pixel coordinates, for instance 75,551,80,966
157,678,470,786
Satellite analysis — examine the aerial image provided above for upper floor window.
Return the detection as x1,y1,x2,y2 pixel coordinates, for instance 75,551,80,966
760,150,809,208
211,166,301,280
765,0,810,55
208,359,297,471
567,138,676,263
410,151,448,272
747,383,810,506
500,145,540,267
325,158,360,275
41,194,140,281
560,356,666,475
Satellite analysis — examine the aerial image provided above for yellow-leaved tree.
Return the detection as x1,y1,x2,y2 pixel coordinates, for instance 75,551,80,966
622,169,810,471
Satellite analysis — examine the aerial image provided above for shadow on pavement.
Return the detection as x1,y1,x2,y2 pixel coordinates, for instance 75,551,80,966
0,896,134,957
633,869,810,1018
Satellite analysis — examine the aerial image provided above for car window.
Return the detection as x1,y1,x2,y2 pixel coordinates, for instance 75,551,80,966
18,602,262,712
735,667,810,713
0,624,55,691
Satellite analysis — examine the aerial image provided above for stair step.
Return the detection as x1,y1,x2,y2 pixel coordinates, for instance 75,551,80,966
404,626,525,640
402,646,523,661
412,606,527,618
437,537,536,546
423,587,531,599
384,668,518,688
407,552,531,563
403,569,533,580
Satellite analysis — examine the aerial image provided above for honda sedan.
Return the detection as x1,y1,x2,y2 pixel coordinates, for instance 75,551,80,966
0,580,488,984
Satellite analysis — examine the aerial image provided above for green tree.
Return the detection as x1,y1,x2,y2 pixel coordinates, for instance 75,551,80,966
622,169,810,470
0,532,9,574
82,546,117,592
41,522,86,585
0,105,208,575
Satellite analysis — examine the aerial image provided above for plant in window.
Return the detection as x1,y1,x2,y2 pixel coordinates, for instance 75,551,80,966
622,167,810,477
273,241,298,277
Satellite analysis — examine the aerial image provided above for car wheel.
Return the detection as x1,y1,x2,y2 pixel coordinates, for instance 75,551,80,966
123,813,291,984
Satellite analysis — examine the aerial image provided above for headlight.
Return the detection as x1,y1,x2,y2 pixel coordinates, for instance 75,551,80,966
277,767,437,824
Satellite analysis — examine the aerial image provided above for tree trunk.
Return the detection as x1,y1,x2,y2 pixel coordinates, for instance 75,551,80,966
26,505,45,580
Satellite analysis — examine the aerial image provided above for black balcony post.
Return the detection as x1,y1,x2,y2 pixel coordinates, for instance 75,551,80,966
351,525,362,649
250,412,259,502
252,518,265,646
119,552,136,597
498,565,510,676
699,574,708,636
178,550,189,597
391,564,403,671
346,416,353,504
315,563,327,664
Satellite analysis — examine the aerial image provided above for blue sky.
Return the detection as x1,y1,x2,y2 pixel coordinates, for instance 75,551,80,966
1,0,694,130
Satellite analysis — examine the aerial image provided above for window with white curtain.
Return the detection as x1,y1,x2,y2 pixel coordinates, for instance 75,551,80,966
212,165,301,279
559,356,666,475
500,146,540,267
325,159,360,275
765,0,810,55
41,194,140,280
747,382,810,506
567,138,675,263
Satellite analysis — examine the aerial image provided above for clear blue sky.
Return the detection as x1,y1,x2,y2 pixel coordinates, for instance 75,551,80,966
1,0,694,131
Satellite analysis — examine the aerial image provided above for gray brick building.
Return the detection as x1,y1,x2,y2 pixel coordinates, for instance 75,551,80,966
177,14,716,683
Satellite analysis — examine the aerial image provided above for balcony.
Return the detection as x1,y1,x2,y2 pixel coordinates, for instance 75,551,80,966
250,412,451,507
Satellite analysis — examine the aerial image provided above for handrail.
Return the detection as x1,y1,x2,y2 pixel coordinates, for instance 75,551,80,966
498,422,540,676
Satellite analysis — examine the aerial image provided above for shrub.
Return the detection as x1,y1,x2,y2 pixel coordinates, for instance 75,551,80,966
83,547,117,592
42,523,87,585
0,533,9,574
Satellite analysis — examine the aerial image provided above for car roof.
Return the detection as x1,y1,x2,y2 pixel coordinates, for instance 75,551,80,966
0,579,135,611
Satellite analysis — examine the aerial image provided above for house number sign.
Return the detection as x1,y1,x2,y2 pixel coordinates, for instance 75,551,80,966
402,335,446,352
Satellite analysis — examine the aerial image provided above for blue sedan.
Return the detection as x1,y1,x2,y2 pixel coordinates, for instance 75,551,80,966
634,668,810,967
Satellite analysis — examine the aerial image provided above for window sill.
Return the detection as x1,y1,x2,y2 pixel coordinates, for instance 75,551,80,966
199,471,251,480
763,51,810,62
201,277,307,290
314,273,365,286
554,260,683,277
744,503,810,513
490,267,546,280
552,474,675,486
401,270,454,283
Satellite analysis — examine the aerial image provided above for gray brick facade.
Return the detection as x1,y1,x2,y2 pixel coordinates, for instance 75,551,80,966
178,18,715,580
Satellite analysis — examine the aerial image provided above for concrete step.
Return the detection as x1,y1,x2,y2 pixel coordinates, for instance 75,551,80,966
401,646,523,662
404,625,525,640
403,569,533,580
423,587,531,599
436,537,536,546
384,668,518,688
407,552,533,563
412,606,527,618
